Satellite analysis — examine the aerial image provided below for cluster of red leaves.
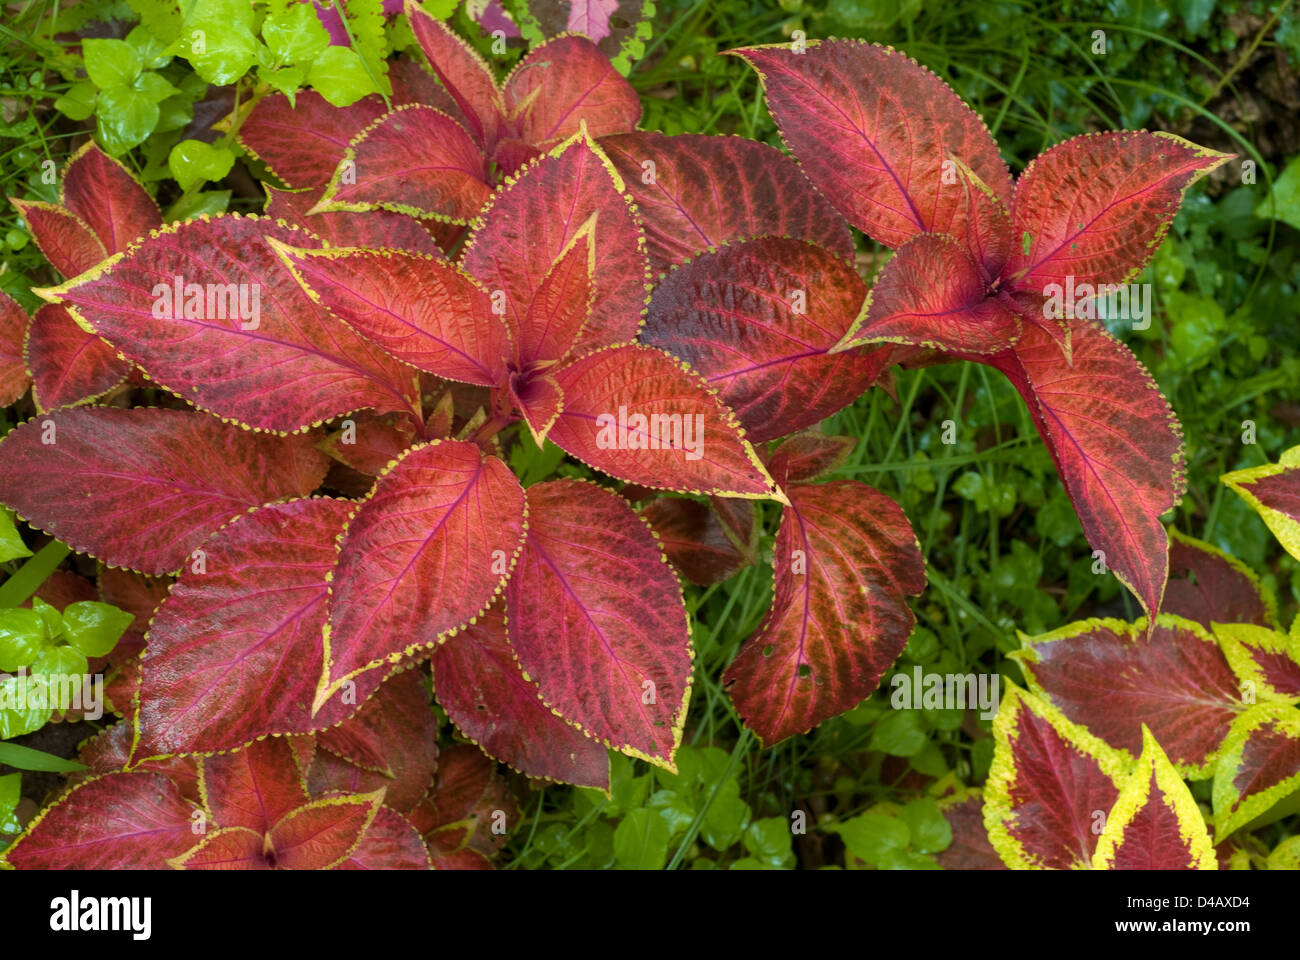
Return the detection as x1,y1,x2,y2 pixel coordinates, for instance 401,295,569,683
0,23,1229,868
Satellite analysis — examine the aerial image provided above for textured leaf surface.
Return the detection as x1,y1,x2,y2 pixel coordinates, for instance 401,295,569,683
276,243,506,386
413,742,517,863
844,234,1022,356
0,291,30,406
238,90,385,188
731,40,1013,249
407,1,503,145
547,344,779,497
265,791,384,869
322,441,526,699
640,496,751,586
26,302,130,411
936,791,1006,870
602,132,854,272
517,227,594,366
723,480,925,745
2,772,197,869
169,825,267,869
200,738,309,832
1212,704,1300,840
0,407,327,574
643,238,890,442
1004,132,1231,291
1013,616,1243,777
62,142,161,255
1222,447,1300,563
984,685,1126,869
316,105,492,222
461,132,648,352
991,318,1183,621
502,35,640,151
431,606,611,787
1092,727,1217,869
1214,623,1300,700
10,200,106,278
264,184,445,256
338,807,432,869
135,498,385,756
506,480,691,765
1164,528,1277,629
44,216,421,431
764,433,856,486
74,722,200,803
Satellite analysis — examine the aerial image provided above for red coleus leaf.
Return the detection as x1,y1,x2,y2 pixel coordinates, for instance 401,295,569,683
512,371,565,447
1212,703,1300,840
274,243,506,387
501,35,641,152
316,668,439,805
198,738,309,833
546,343,781,498
263,184,445,257
314,104,493,222
75,722,201,804
1163,527,1278,629
1003,132,1231,293
460,130,649,353
601,132,855,273
61,141,162,256
167,825,268,869
10,200,106,278
0,407,327,575
319,441,526,703
406,1,505,146
984,684,1127,869
410,742,518,864
991,317,1185,621
26,302,130,412
134,498,389,757
517,225,595,367
764,432,856,486
337,806,432,869
1011,615,1245,778
1222,446,1300,563
1091,726,1217,870
640,496,753,586
1215,622,1300,700
841,233,1024,357
430,605,611,788
318,413,418,476
936,790,1006,871
729,40,1013,250
723,480,925,745
237,90,388,189
643,237,891,443
40,215,422,432
505,479,692,766
1,772,199,869
0,291,31,405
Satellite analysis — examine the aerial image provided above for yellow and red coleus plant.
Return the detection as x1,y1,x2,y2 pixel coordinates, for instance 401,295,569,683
0,22,1234,859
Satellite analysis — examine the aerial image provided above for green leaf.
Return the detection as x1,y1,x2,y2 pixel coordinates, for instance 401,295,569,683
126,24,173,70
134,71,181,104
701,781,750,851
29,598,62,641
0,609,46,672
0,741,85,773
164,189,231,222
258,65,307,102
877,848,942,869
897,798,952,854
613,808,670,869
183,0,261,85
262,2,330,65
742,817,794,867
870,709,927,756
307,46,382,107
0,511,31,564
31,644,89,680
127,0,183,43
647,789,695,838
1255,156,1300,232
83,38,143,89
95,85,160,155
61,601,132,658
53,81,98,122
168,139,236,190
834,813,910,865
0,772,19,835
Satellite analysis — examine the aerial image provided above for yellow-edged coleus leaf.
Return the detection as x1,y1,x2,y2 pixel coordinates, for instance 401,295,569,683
600,131,855,273
1011,614,1245,779
1091,726,1217,870
26,302,129,413
312,104,493,223
1212,701,1300,841
263,184,446,257
642,237,893,443
936,788,1006,871
1163,527,1279,629
1213,622,1300,702
1266,835,1300,870
505,479,692,768
337,806,433,870
430,603,611,789
317,440,527,708
197,738,310,833
723,480,926,746
38,215,423,432
1222,445,1300,562
0,290,30,406
984,684,1129,869
0,407,327,575
236,89,388,190
1,771,199,869
134,499,394,758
